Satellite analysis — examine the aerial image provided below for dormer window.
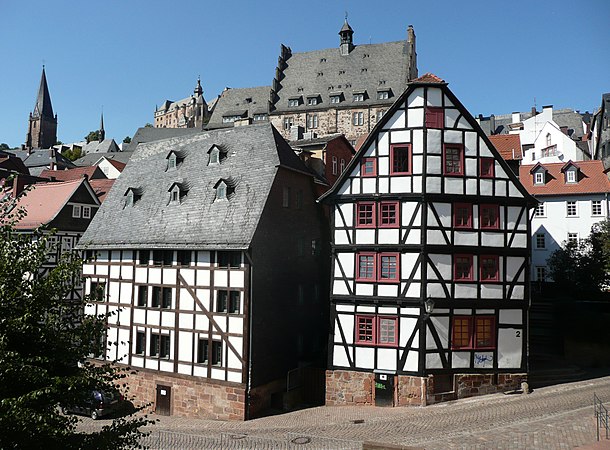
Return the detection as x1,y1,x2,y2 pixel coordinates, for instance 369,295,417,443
377,90,389,100
566,170,576,183
307,95,319,106
330,92,343,104
353,92,365,102
288,97,302,107
166,150,185,171
124,187,143,208
534,172,544,185
168,182,189,205
208,144,227,165
214,178,236,202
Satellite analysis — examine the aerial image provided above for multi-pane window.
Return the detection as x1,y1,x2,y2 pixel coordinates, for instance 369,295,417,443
480,158,494,178
217,291,239,313
332,156,338,175
534,202,545,217
197,339,208,363
390,144,410,174
454,255,473,280
137,286,148,307
480,204,499,229
283,117,293,130
217,251,241,268
452,316,496,349
217,290,228,312
307,113,318,129
566,201,577,217
150,334,170,358
288,98,299,107
592,200,602,216
536,266,546,281
361,158,376,177
377,91,389,100
352,112,364,126
356,253,376,281
353,93,364,102
566,170,576,183
425,107,443,129
534,171,545,185
307,97,318,106
535,233,545,249
330,95,341,104
83,206,92,219
211,341,222,365
355,315,398,346
356,253,399,282
229,291,240,314
356,202,375,228
72,205,82,218
480,255,499,281
379,202,398,227
340,158,345,173
135,332,146,355
567,233,579,244
161,288,172,309
454,203,472,228
444,144,463,175
151,286,161,307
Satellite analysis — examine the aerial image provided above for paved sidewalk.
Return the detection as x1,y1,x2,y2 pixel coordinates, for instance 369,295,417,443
79,375,610,449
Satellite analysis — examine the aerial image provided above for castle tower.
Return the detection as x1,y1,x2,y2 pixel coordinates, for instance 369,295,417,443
25,67,57,150
339,18,354,56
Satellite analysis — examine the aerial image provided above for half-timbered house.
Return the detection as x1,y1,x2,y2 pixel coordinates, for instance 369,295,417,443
319,74,536,407
77,124,328,420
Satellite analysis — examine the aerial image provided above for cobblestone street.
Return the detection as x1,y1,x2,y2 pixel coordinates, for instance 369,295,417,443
78,375,610,449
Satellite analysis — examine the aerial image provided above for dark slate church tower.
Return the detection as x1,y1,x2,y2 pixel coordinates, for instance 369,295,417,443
25,67,57,150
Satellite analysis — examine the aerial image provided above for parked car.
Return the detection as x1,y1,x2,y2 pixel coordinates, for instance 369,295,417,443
62,389,122,420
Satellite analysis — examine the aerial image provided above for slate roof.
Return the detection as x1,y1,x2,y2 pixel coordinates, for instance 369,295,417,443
207,86,271,129
479,108,587,139
11,179,84,230
272,39,410,114
81,139,120,154
122,127,201,152
39,166,106,181
32,67,54,119
288,133,346,148
488,134,523,161
78,123,312,250
11,150,76,177
519,160,610,196
73,151,134,167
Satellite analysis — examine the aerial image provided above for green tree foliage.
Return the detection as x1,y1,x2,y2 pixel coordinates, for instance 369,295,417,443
85,131,100,143
0,185,153,449
143,123,153,128
547,220,610,294
63,146,83,162
0,143,10,151
123,136,132,144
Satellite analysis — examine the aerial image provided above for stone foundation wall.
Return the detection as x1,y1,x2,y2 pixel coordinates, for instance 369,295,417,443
327,370,527,407
125,368,246,420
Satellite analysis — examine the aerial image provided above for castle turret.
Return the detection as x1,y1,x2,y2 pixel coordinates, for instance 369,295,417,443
339,19,354,56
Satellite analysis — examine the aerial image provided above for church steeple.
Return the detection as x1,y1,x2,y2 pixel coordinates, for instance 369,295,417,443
194,76,203,97
25,66,57,150
99,111,105,141
339,16,354,56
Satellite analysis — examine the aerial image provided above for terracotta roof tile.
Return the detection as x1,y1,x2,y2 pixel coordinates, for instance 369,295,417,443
488,134,523,161
39,166,105,181
107,159,126,171
89,179,115,203
412,73,445,83
519,160,610,196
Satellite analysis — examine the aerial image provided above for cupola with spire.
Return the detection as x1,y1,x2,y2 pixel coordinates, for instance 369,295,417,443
25,66,58,151
339,16,354,56
194,76,203,97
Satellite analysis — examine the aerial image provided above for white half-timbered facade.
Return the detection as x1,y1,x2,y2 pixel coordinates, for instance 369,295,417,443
78,124,328,420
320,74,536,407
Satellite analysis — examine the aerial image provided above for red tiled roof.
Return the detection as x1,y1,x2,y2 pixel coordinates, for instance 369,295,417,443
354,133,369,151
488,134,523,161
412,73,445,83
11,179,84,229
519,160,610,196
39,166,105,181
107,159,126,171
89,179,115,203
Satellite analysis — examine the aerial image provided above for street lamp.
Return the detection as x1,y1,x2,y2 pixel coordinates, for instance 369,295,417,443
424,296,435,315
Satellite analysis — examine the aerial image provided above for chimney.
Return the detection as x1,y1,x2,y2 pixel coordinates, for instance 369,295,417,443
490,114,496,134
12,175,26,197
48,148,56,171
290,125,304,141
531,106,537,116
512,112,520,124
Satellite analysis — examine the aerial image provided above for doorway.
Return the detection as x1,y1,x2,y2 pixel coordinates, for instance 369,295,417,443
155,384,171,415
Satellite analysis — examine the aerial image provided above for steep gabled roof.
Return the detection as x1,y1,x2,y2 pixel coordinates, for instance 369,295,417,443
10,179,96,230
89,179,115,203
73,151,134,167
122,127,201,152
78,123,313,250
207,86,271,129
412,73,445,84
39,166,106,181
520,160,610,196
488,134,523,161
32,67,54,119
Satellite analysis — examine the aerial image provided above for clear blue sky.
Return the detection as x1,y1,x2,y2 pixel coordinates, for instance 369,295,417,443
1,0,608,148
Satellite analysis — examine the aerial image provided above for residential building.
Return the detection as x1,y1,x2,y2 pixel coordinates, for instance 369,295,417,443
9,148,75,177
269,21,418,145
122,127,201,152
488,134,522,176
519,160,610,282
589,93,610,168
154,77,210,129
25,67,57,150
206,86,271,129
77,124,329,420
319,74,535,407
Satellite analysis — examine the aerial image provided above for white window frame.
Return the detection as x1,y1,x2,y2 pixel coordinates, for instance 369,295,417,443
307,97,318,106
352,112,364,126
72,205,81,218
534,202,545,217
566,170,576,183
566,201,577,217
216,182,227,201
592,200,603,216
377,91,389,100
534,172,544,185
567,232,579,244
82,206,91,219
353,93,364,102
330,96,340,104
332,156,338,175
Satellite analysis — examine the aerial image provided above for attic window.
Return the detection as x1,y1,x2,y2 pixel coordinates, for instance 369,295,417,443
124,188,142,208
216,182,227,200
377,91,389,100
566,169,577,183
208,144,227,165
166,150,185,171
288,97,301,107
353,93,365,102
214,178,236,201
307,96,319,106
534,172,545,185
320,58,327,63
168,182,189,205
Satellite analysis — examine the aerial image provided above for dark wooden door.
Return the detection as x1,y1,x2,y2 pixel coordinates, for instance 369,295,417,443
155,385,171,416
374,373,394,407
